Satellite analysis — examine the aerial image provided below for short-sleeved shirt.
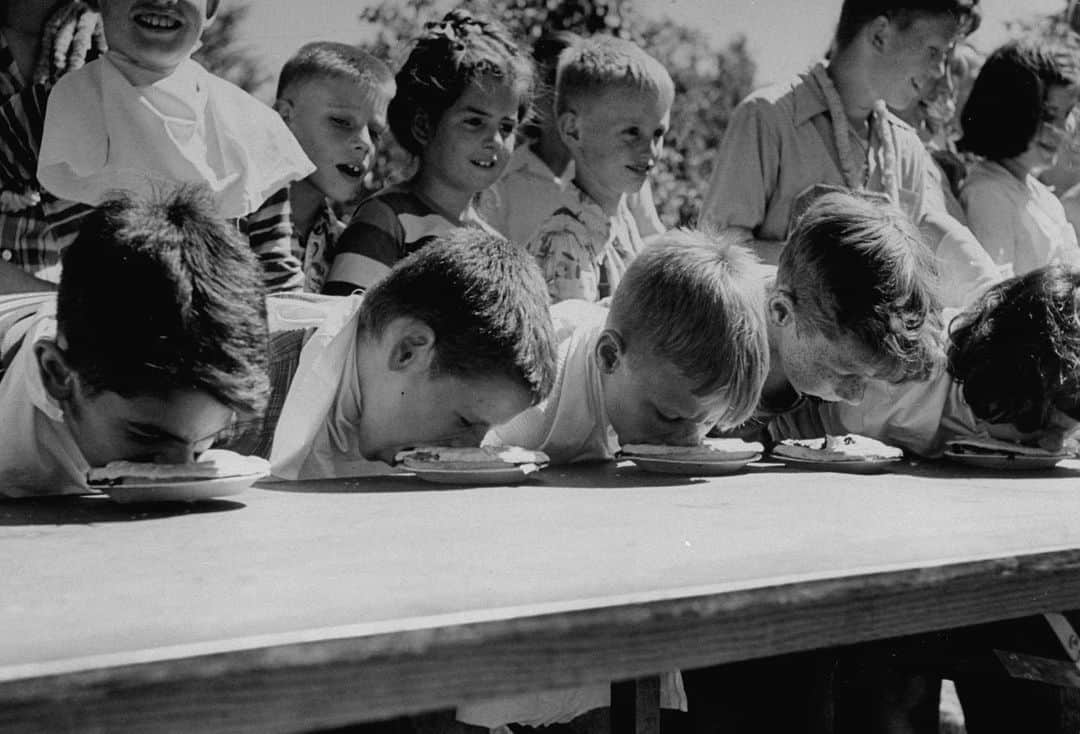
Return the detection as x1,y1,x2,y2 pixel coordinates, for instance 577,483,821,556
526,183,643,304
327,184,493,294
961,159,1080,279
701,66,999,307
487,300,619,464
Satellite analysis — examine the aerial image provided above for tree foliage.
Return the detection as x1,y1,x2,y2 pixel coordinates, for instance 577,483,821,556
193,3,268,93
355,0,756,227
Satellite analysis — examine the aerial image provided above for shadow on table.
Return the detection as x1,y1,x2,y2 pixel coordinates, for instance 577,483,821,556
0,495,245,526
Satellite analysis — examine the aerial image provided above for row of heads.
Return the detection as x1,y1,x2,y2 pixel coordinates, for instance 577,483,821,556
54,183,1080,441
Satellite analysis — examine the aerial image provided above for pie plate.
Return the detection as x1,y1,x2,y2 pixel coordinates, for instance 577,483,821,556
773,455,902,475
408,464,544,485
100,472,264,504
943,450,1067,472
625,454,761,476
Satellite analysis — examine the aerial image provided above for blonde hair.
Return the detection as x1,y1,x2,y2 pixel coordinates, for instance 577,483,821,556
554,35,674,115
608,230,769,431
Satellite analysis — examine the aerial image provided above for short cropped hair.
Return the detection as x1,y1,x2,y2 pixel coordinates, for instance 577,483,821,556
58,185,269,415
959,38,1080,161
389,8,534,156
949,265,1080,433
555,35,675,116
275,41,394,103
779,191,944,383
833,0,980,50
608,230,769,431
359,228,556,403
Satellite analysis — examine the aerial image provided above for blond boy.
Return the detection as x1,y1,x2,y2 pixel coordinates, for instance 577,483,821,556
274,42,395,293
526,35,674,303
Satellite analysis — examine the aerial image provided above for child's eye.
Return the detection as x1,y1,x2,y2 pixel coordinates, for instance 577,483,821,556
126,429,162,445
463,117,484,129
330,116,352,129
654,409,680,424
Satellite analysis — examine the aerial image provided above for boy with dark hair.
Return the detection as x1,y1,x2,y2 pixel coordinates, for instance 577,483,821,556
274,42,395,292
222,227,557,479
0,184,269,496
700,0,998,309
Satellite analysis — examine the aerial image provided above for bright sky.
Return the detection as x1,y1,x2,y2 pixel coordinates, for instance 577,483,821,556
240,0,1066,98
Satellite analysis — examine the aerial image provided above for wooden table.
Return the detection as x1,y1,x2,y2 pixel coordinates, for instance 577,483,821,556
4,459,1080,732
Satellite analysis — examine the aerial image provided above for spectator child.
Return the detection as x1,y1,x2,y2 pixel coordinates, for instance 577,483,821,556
477,29,665,248
219,227,557,480
325,8,532,295
0,185,269,497
274,42,395,292
959,38,1080,278
0,0,315,293
526,34,674,303
700,0,999,309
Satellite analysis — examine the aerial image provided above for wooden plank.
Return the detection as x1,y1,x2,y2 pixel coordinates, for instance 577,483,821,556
3,550,1080,733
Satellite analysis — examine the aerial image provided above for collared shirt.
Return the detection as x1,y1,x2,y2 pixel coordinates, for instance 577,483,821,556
701,67,999,308
0,296,90,497
961,159,1080,279
477,145,570,247
487,300,619,464
526,183,643,304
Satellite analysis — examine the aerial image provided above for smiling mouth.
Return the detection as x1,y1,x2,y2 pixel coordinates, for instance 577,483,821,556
471,159,496,169
336,163,365,179
133,12,182,31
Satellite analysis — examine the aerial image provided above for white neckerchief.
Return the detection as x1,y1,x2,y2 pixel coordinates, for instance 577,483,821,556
810,63,899,204
38,55,314,217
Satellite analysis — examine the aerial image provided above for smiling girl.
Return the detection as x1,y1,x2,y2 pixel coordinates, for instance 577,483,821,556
323,8,533,295
960,38,1080,278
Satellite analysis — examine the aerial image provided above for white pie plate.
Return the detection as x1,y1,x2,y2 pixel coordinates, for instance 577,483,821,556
943,450,1067,471
99,472,264,504
408,464,544,485
624,454,761,476
773,454,902,474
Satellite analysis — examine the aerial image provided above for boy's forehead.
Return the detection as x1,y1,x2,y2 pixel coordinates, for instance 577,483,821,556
294,75,390,114
577,84,669,120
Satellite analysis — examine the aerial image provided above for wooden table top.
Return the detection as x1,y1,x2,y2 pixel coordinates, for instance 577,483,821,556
5,459,1080,732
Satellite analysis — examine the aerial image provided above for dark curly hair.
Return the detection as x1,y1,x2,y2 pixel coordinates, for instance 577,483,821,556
948,265,1080,432
387,8,533,156
959,38,1080,161
58,184,269,415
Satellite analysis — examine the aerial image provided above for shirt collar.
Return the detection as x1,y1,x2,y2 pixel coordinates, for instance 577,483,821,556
792,67,830,127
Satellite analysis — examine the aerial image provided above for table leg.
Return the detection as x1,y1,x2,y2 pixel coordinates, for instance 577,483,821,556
611,675,660,734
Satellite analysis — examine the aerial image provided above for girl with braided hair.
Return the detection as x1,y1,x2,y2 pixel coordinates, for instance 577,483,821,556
325,7,534,295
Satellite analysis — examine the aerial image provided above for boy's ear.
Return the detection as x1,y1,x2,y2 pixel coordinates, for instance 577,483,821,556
866,14,892,53
386,317,436,373
273,98,294,124
767,290,797,328
557,110,581,149
595,329,625,374
34,339,76,403
411,110,432,148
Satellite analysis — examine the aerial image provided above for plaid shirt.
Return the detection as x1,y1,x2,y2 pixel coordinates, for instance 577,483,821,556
216,328,307,458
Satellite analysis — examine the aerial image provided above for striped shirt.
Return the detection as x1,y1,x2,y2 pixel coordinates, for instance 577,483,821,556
0,77,304,293
325,184,493,295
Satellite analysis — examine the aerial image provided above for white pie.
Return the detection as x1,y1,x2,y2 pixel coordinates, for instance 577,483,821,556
621,437,764,462
772,434,903,462
394,446,550,471
87,449,270,486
